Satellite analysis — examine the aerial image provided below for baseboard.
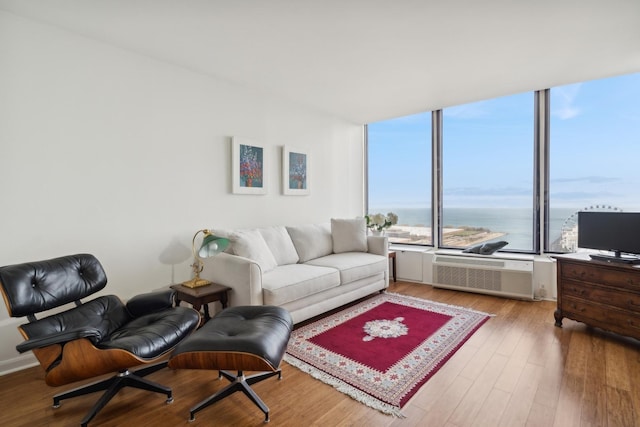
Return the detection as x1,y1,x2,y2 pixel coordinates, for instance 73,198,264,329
0,353,38,376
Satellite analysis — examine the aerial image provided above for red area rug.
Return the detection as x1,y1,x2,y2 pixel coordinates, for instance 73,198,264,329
284,292,491,416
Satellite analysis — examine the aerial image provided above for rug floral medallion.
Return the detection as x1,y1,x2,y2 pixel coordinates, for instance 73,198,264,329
284,292,491,416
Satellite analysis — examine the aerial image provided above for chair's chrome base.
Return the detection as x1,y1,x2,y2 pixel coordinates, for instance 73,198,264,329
189,369,282,423
52,362,171,427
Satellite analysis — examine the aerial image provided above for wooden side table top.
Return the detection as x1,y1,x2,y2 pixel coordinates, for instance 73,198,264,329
170,282,231,321
170,282,230,298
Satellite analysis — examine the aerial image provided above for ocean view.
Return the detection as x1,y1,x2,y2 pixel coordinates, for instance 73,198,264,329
369,207,577,251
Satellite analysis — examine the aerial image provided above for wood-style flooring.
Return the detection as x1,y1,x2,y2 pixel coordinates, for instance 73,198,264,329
1,281,639,426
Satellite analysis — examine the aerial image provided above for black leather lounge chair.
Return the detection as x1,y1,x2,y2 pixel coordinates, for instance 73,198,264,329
0,254,201,426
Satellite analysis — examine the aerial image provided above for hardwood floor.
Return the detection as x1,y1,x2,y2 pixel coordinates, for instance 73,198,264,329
1,281,639,426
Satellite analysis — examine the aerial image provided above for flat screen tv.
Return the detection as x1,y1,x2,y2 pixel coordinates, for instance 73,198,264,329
577,211,640,264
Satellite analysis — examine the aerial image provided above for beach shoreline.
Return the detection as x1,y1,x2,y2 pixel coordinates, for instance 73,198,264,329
386,225,505,247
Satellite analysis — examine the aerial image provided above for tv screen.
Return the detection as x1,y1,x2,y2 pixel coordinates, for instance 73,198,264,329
578,211,640,261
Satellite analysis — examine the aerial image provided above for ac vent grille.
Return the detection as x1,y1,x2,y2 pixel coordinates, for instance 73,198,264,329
468,268,501,291
435,266,502,291
432,255,533,300
435,265,467,287
435,256,505,268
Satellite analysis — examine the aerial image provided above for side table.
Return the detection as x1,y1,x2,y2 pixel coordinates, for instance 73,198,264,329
170,283,231,322
388,251,396,282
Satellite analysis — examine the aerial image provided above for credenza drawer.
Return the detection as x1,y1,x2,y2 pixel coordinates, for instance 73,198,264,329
554,255,640,341
562,296,640,337
560,261,640,289
562,281,640,310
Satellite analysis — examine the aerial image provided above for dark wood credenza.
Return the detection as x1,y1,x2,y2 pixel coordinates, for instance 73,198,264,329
553,254,640,341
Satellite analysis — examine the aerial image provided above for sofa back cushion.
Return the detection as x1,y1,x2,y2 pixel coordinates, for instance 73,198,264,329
331,218,368,253
286,223,333,263
228,229,278,272
258,226,299,265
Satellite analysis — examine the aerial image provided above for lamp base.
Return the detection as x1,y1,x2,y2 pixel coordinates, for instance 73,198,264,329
181,278,212,288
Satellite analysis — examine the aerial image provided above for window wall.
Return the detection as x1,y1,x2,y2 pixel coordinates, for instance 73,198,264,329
367,72,639,255
442,93,535,251
547,73,640,252
367,112,432,245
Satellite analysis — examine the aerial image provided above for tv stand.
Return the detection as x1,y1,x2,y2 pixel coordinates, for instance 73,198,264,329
553,254,640,341
588,253,640,265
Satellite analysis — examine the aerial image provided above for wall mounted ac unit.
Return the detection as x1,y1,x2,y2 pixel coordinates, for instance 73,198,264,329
431,251,534,300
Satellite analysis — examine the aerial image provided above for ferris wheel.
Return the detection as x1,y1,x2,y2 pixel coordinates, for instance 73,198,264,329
559,204,623,252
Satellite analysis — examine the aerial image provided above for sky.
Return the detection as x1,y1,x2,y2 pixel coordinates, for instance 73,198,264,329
368,72,640,211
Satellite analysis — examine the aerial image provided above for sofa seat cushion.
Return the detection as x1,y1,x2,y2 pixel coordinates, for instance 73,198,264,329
306,252,387,285
262,264,340,306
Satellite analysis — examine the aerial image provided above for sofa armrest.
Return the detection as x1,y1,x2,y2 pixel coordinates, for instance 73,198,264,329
199,252,264,307
367,236,389,257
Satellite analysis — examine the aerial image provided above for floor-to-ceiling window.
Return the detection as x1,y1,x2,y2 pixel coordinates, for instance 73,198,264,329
367,94,537,252
367,112,432,245
368,72,638,255
547,72,640,253
441,92,535,252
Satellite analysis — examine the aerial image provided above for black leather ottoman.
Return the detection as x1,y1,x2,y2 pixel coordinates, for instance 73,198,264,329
168,305,293,422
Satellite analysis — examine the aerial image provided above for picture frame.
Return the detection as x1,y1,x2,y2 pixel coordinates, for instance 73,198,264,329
282,146,309,195
232,137,267,195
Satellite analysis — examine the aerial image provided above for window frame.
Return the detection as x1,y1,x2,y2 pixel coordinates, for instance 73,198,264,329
367,73,637,256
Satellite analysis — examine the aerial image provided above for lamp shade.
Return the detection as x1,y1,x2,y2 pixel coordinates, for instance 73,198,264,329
197,232,230,258
182,229,230,288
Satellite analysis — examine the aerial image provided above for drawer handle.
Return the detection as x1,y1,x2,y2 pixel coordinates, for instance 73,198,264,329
570,269,595,280
628,299,640,308
570,303,586,312
570,287,585,295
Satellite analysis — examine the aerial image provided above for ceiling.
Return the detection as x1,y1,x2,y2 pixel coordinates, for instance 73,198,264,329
1,0,639,124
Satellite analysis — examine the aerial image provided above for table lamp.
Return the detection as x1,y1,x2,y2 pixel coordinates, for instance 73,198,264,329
182,229,230,288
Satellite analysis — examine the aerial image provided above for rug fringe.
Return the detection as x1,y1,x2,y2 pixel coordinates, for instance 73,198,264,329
283,354,406,418
383,291,496,317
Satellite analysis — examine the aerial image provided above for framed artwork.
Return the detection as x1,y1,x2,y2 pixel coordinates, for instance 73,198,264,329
232,137,267,195
282,146,309,195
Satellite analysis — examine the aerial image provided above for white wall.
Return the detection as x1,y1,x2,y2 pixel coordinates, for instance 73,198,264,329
0,11,364,373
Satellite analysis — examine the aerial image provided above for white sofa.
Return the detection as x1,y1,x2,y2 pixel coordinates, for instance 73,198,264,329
200,218,389,323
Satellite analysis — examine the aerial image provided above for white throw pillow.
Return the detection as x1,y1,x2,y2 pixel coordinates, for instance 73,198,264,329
228,229,278,272
258,226,300,265
331,218,368,253
286,223,333,263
